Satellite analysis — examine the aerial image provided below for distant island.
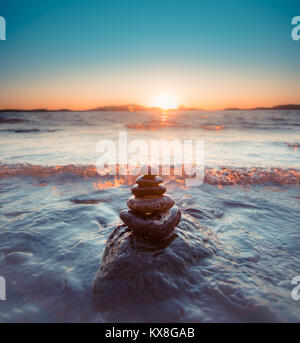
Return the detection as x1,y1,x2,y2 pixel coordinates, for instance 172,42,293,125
0,108,71,113
1,104,300,112
224,104,300,111
0,104,199,112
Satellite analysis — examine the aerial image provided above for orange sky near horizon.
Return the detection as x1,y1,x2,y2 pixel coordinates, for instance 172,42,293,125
1,66,299,111
1,54,300,111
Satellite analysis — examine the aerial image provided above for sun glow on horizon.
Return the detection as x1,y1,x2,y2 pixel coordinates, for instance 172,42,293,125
151,94,179,110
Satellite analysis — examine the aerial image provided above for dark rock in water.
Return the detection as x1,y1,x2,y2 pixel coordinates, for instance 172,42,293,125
120,206,181,239
93,214,218,321
132,184,166,197
127,195,174,214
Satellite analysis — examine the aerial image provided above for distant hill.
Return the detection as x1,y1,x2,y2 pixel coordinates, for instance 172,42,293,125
224,104,300,111
87,104,147,112
0,105,152,112
0,109,71,112
271,104,300,110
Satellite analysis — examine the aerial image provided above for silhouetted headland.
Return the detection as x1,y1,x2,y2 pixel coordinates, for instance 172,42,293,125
224,104,300,111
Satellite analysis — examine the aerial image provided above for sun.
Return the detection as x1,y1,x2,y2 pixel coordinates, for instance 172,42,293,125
152,94,179,110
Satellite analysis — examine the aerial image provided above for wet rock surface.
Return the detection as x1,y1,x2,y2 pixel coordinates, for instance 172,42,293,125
93,213,219,321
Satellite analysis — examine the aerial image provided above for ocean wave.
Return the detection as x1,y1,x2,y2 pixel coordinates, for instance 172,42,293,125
285,142,299,151
0,163,299,186
125,120,226,130
125,120,184,130
0,128,57,133
0,117,27,123
201,125,226,130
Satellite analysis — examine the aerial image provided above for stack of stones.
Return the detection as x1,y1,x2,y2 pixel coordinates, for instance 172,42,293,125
119,166,181,240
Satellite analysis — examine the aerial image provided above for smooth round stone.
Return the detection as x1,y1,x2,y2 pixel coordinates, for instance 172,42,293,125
127,195,174,214
119,206,181,239
136,175,163,187
132,184,166,197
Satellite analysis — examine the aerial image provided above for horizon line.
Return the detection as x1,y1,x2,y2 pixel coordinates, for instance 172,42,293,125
1,103,300,112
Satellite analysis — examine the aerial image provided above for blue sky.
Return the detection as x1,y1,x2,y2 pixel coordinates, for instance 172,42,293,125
0,0,299,109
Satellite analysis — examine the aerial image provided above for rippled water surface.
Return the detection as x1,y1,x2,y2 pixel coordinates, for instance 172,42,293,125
0,110,299,322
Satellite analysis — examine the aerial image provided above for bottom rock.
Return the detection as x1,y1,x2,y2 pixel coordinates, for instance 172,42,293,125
119,205,181,239
93,214,218,321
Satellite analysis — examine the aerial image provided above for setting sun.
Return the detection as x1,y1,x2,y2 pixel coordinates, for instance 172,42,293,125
152,95,179,110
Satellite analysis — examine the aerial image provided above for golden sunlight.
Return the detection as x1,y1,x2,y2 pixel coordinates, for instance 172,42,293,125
152,94,179,110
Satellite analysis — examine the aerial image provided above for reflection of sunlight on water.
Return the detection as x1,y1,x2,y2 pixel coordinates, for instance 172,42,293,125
125,109,184,130
202,125,226,131
124,111,226,131
161,110,168,123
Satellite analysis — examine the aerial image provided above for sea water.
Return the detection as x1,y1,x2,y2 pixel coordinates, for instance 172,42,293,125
0,110,299,322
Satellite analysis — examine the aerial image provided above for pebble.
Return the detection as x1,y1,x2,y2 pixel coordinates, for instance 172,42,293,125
127,195,174,214
119,206,181,240
136,175,163,187
131,184,166,197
